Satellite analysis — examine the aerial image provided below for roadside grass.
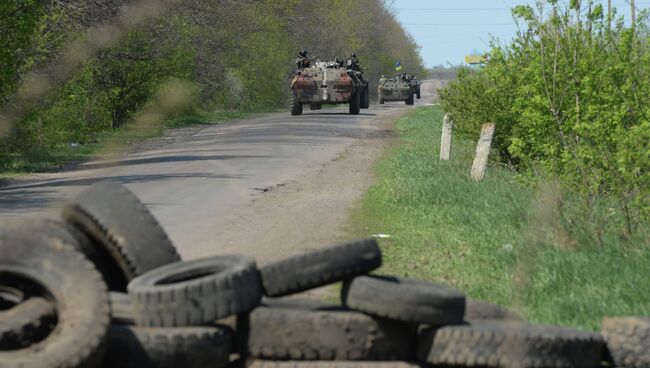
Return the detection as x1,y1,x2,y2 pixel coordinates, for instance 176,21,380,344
350,105,650,330
0,108,272,181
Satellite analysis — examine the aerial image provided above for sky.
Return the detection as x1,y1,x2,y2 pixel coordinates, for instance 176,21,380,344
392,0,649,67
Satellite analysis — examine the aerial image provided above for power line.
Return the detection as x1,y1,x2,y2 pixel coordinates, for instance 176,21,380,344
395,7,508,11
403,23,517,26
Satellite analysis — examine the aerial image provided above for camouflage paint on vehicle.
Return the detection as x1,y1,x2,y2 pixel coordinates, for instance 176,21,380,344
378,75,415,104
291,61,367,105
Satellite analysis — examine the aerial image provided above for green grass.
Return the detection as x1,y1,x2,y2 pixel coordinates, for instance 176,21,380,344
350,105,650,330
0,109,273,180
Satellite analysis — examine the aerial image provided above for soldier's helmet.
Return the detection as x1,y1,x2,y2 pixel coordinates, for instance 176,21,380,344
351,52,357,58
299,50,307,57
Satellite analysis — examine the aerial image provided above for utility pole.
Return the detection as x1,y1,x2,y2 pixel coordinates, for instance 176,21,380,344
632,0,636,26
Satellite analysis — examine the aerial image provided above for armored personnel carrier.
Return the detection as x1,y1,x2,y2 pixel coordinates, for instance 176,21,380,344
290,60,369,116
378,75,415,105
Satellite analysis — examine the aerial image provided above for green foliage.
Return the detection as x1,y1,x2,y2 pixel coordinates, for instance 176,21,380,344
352,106,650,330
440,1,650,233
0,1,45,101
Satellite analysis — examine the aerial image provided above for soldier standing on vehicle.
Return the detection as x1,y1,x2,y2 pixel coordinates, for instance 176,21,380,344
348,53,361,71
379,74,387,85
295,50,311,70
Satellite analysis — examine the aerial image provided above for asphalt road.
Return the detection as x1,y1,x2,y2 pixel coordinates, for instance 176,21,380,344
0,80,442,262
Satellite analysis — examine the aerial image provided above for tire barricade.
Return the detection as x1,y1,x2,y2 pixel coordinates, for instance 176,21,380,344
0,181,646,367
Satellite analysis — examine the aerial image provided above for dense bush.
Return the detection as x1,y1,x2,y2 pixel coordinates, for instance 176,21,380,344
440,1,649,235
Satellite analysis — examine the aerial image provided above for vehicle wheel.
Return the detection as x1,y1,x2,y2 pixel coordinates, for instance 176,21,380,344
309,104,321,111
242,302,417,361
601,317,650,367
100,324,232,368
63,181,181,291
127,255,262,327
0,225,110,367
416,89,421,99
361,85,370,109
349,90,361,115
0,297,56,350
342,275,465,325
405,95,414,106
259,238,381,297
290,94,303,116
418,321,604,367
465,298,523,321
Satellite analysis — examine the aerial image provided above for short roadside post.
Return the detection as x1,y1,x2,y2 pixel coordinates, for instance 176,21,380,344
440,114,452,161
470,123,496,181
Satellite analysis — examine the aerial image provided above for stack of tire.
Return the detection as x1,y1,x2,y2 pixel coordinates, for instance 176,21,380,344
0,181,648,368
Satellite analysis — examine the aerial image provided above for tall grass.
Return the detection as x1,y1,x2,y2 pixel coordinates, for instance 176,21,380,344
351,105,650,330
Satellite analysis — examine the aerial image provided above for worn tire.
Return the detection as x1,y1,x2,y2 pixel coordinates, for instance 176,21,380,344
247,361,422,368
62,181,181,290
416,89,421,99
100,324,232,368
290,94,303,116
601,316,650,367
349,90,361,115
243,303,417,361
0,297,56,350
418,321,605,367
0,226,110,368
342,275,465,325
259,238,381,297
109,292,134,325
405,95,414,106
128,255,262,327
465,298,523,321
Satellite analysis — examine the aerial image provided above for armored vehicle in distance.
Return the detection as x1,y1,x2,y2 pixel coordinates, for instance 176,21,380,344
378,74,415,105
290,60,369,116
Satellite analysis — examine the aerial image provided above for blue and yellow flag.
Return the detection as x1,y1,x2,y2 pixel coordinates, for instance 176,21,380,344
395,61,402,71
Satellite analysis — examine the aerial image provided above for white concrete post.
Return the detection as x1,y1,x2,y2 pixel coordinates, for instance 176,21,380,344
470,123,496,181
440,113,452,160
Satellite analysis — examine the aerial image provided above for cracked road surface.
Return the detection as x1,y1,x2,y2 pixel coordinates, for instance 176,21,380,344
0,80,441,262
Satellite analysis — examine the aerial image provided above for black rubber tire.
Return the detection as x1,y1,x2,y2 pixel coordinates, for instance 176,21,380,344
290,94,303,116
247,361,422,368
0,218,96,263
0,297,56,350
0,226,110,367
465,298,523,321
416,90,421,99
418,321,605,367
62,181,181,291
261,297,341,311
259,238,381,297
349,90,361,115
242,303,417,361
405,95,414,106
601,316,650,367
100,324,232,368
127,255,262,327
109,292,134,325
342,275,465,325
360,85,370,109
